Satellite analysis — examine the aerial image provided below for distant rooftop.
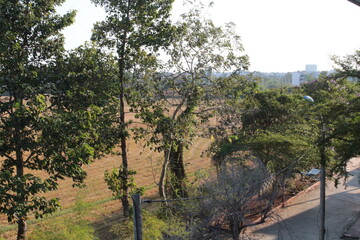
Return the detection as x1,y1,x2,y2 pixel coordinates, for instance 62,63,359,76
348,0,360,7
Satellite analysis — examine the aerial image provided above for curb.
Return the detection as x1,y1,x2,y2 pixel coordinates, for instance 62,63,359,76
254,180,320,223
278,180,320,209
246,180,321,239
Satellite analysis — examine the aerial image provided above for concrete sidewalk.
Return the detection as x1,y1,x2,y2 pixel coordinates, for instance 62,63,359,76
247,157,360,240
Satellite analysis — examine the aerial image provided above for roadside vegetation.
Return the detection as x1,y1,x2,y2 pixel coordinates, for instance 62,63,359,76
1,0,359,240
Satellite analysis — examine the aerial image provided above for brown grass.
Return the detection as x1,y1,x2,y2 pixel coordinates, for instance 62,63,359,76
0,106,213,239
0,99,216,239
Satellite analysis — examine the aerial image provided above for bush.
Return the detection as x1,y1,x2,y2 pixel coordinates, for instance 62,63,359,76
111,210,189,240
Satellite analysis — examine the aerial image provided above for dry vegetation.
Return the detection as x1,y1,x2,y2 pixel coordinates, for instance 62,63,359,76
0,107,214,239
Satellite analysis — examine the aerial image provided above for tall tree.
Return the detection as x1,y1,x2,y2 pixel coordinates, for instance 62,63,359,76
0,0,118,237
90,0,177,217
132,1,250,198
0,1,73,239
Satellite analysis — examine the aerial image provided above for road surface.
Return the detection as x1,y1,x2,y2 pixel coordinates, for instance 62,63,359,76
247,157,360,240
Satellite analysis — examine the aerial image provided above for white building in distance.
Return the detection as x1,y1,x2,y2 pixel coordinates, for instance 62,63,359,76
305,64,317,73
292,64,319,86
292,71,304,86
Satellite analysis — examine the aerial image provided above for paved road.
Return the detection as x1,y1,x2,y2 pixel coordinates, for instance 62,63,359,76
247,157,360,240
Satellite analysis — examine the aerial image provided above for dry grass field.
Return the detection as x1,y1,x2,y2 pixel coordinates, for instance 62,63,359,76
0,107,214,239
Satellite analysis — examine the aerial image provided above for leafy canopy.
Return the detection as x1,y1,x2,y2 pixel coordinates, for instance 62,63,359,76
0,1,119,233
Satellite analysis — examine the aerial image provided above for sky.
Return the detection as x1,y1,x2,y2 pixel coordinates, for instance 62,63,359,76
57,0,360,73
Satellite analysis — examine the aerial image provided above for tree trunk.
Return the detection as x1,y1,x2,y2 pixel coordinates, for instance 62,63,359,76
119,66,130,217
261,179,279,222
117,0,131,217
281,176,286,207
15,120,27,240
118,51,130,217
168,141,188,198
159,143,172,200
230,217,240,240
17,219,27,240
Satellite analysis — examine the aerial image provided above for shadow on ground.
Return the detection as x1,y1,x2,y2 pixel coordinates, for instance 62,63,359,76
249,166,360,240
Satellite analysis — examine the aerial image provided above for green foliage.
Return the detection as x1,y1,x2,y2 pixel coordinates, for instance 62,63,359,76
0,0,76,228
301,75,360,182
104,165,144,200
53,44,122,157
110,219,132,240
91,0,178,215
91,0,178,85
0,44,120,221
332,49,360,81
54,43,119,109
211,70,360,188
330,50,360,178
211,86,316,173
130,0,250,198
91,0,177,53
241,89,316,172
0,1,119,238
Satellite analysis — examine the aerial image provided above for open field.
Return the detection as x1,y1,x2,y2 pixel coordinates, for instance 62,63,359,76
0,99,217,239
0,128,213,239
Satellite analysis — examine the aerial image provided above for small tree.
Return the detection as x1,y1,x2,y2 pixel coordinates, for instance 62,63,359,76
300,75,360,183
90,0,177,217
132,0,250,199
210,86,317,206
104,165,144,201
193,161,271,240
241,89,317,202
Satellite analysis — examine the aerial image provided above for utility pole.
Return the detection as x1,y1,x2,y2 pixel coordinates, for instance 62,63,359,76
304,95,326,240
319,116,326,240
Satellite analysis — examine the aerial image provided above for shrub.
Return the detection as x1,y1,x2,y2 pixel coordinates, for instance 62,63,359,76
111,210,189,240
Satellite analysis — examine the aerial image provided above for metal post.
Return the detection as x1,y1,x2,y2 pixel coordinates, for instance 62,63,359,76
319,158,326,240
303,96,326,240
131,194,143,240
319,117,326,240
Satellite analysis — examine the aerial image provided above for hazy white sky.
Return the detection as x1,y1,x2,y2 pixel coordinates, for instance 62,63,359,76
57,0,360,72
